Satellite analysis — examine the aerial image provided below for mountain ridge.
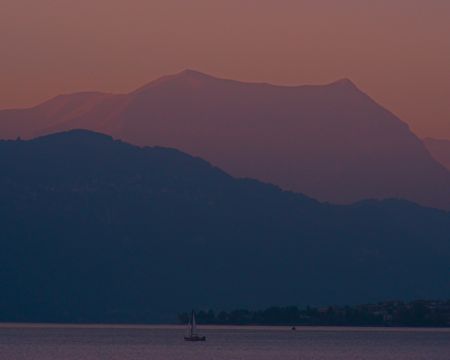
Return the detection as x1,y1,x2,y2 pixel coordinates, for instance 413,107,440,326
1,70,449,209
0,130,449,323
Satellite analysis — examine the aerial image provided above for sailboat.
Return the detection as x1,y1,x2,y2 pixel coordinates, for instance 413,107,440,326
184,310,206,341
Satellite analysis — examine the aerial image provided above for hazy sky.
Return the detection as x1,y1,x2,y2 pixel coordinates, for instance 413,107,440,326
1,0,449,138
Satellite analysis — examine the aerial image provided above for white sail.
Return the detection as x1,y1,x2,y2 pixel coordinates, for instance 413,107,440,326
184,310,205,341
192,311,197,335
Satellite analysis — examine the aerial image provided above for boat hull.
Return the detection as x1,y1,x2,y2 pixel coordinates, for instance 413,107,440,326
184,336,206,341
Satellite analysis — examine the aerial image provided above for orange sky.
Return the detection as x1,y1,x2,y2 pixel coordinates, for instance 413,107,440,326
1,0,449,138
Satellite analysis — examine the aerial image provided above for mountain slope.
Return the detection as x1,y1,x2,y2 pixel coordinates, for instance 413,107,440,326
423,137,450,171
1,70,450,209
0,130,449,323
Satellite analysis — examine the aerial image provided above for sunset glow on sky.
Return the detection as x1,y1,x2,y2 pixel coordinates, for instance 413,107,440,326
1,0,449,138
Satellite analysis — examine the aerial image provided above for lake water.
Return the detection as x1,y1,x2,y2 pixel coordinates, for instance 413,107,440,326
0,324,449,360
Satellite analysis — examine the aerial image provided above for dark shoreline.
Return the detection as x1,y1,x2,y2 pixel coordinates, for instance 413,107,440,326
179,300,450,328
1,301,449,327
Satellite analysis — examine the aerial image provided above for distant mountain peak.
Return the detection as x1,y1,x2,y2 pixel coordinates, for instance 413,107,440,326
134,69,220,93
178,68,213,78
328,78,358,89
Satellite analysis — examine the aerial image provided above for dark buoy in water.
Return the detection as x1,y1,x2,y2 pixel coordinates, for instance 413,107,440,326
291,326,296,331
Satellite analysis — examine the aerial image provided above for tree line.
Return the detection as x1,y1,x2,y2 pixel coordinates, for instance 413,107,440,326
179,300,450,327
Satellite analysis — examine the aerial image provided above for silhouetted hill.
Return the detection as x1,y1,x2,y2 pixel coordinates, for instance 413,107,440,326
0,130,449,323
424,137,450,171
1,70,450,209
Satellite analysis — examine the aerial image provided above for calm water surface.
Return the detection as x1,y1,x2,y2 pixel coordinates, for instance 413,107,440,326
0,324,449,360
